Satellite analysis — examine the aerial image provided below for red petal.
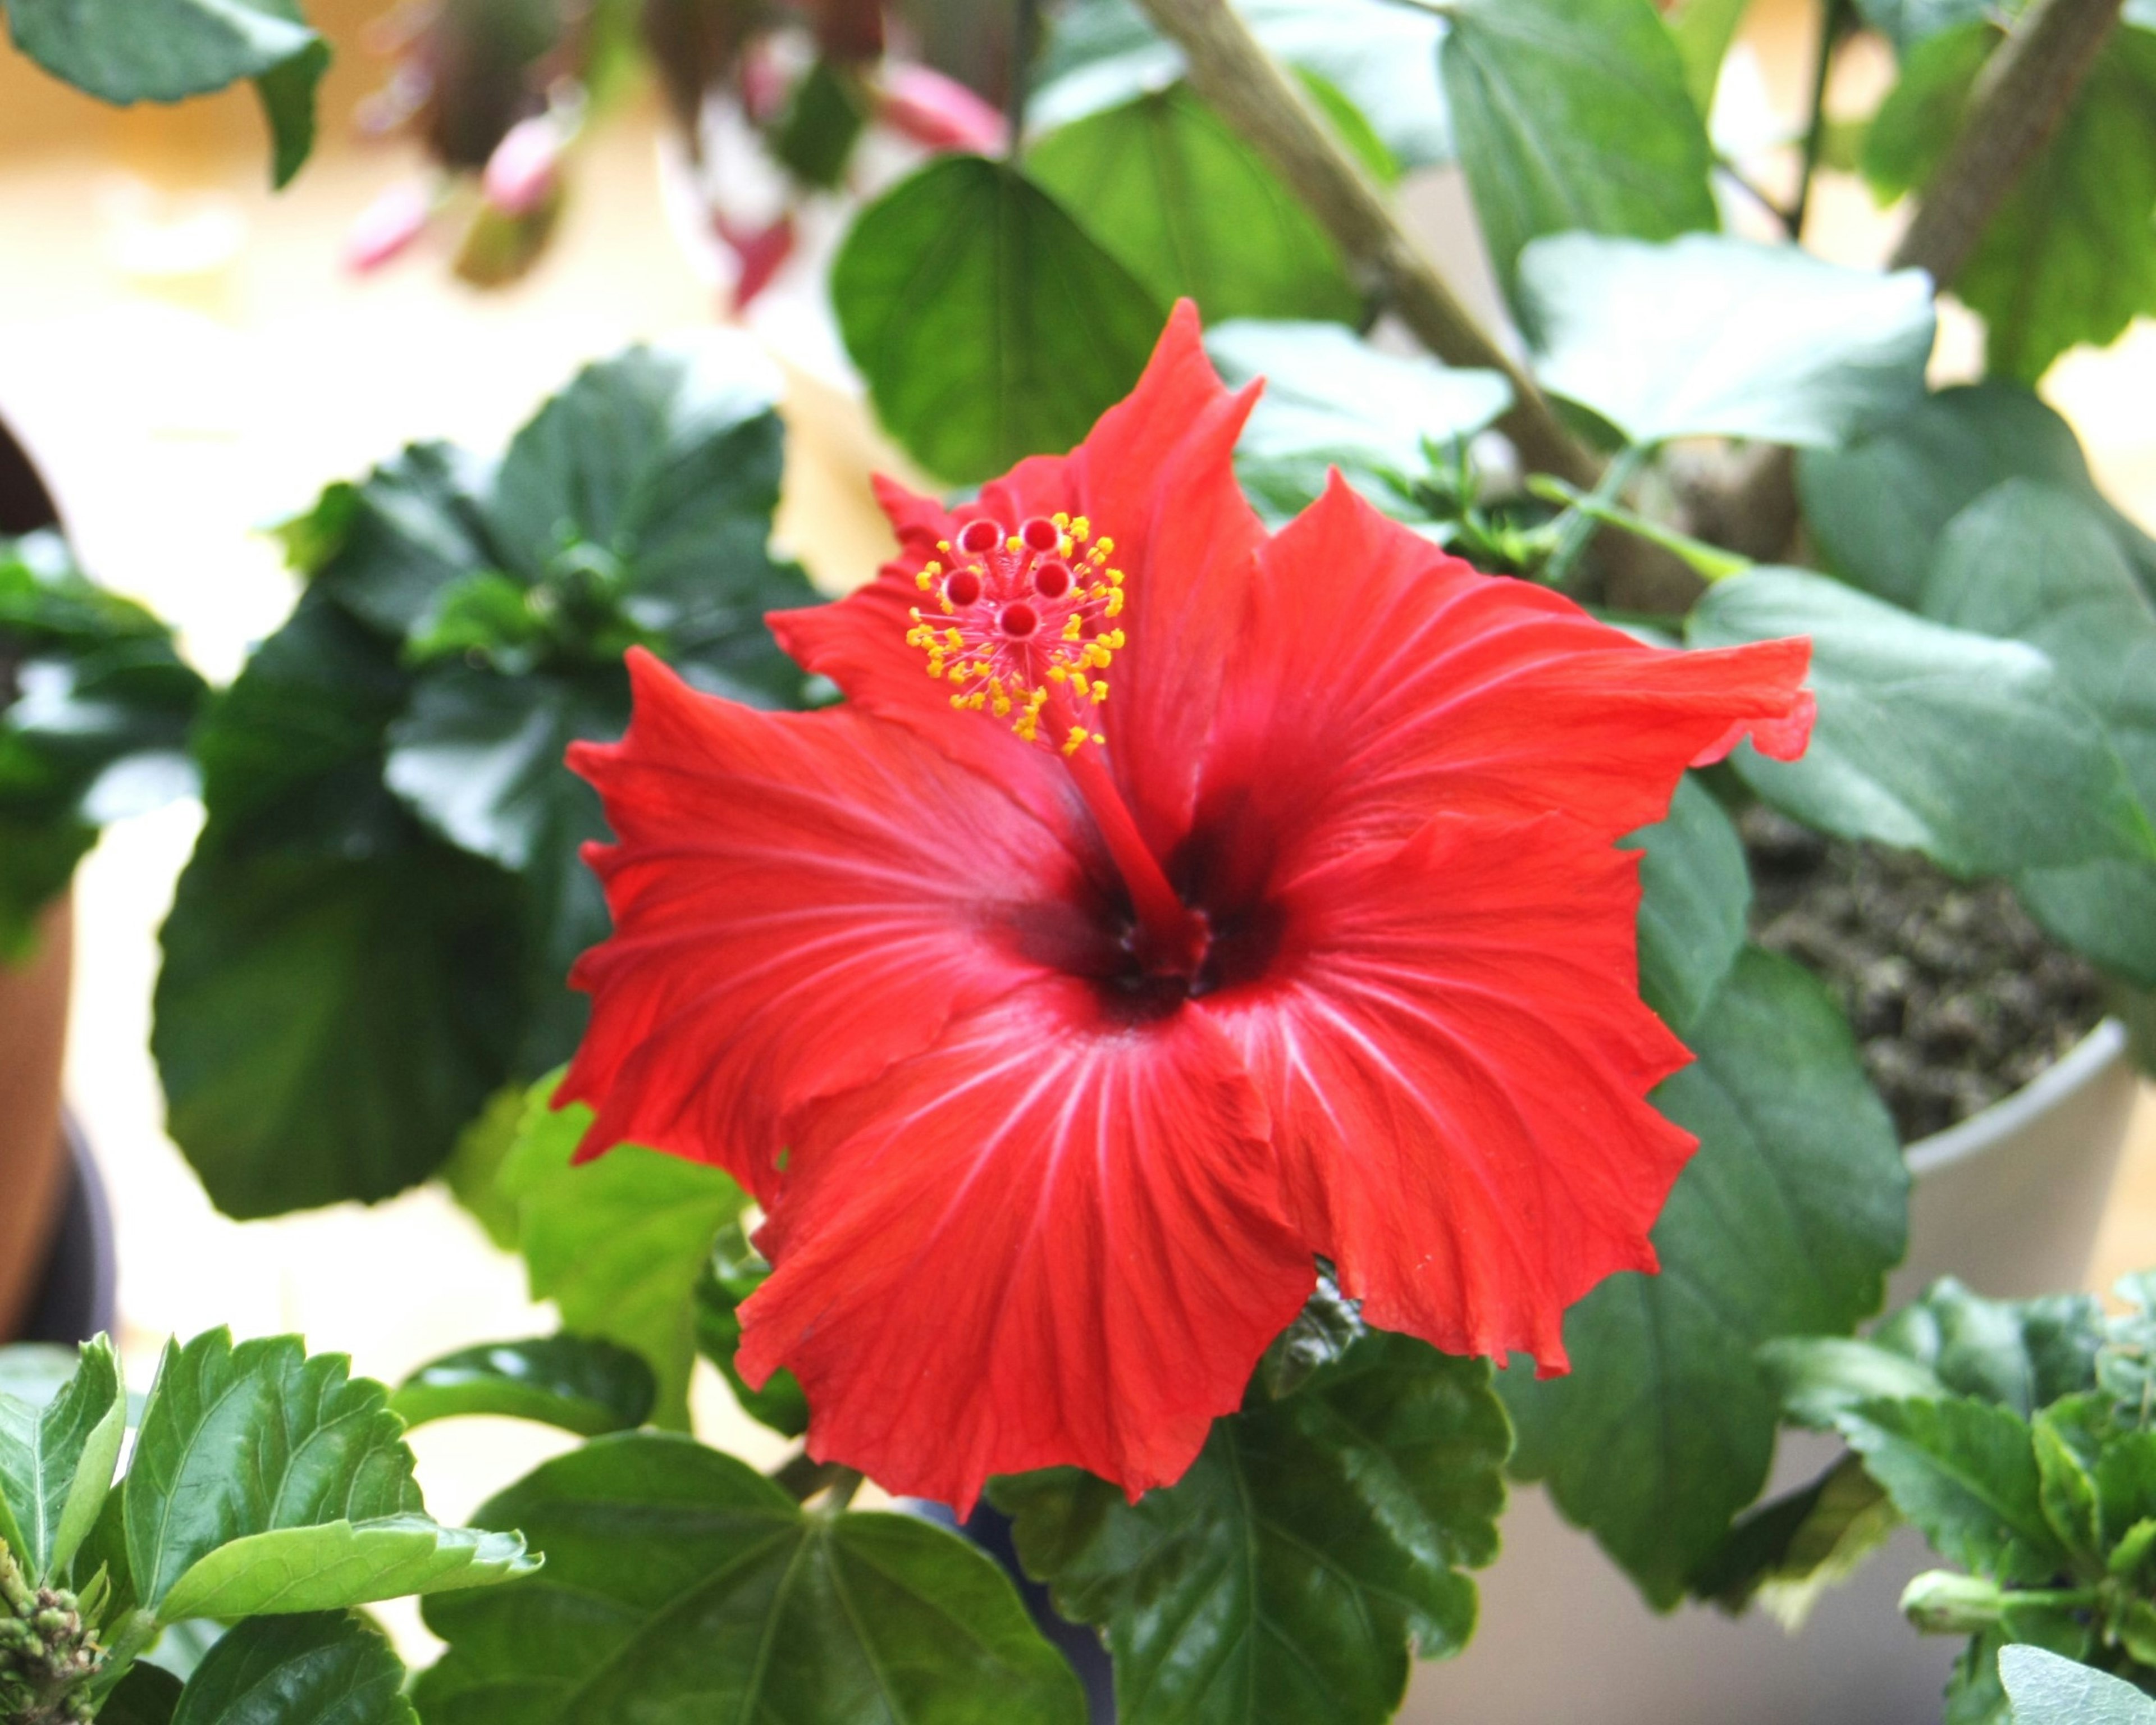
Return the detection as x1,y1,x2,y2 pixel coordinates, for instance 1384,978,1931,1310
560,650,1103,1200
1694,686,1817,765
737,980,1313,1511
1206,814,1697,1370
772,300,1264,854
1197,476,1812,892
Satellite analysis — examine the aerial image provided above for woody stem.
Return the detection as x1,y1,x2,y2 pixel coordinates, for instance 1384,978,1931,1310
1053,704,1205,972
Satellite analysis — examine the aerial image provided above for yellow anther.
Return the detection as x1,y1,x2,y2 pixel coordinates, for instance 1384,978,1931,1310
1071,517,1091,542
1106,589,1125,618
944,628,964,651
1107,567,1125,585
1106,629,1125,649
1007,536,1024,553
916,571,933,591
1095,536,1114,555
1092,732,1104,745
1063,725,1090,755
940,599,954,614
1048,665,1067,682
1060,536,1075,557
1070,675,1090,701
1052,512,1070,528
1091,682,1108,704
1062,615,1084,641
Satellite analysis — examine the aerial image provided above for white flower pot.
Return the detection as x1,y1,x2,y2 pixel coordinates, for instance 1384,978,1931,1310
1404,1018,2141,1725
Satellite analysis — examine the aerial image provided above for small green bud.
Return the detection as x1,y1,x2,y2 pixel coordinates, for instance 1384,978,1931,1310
1902,1570,2006,1634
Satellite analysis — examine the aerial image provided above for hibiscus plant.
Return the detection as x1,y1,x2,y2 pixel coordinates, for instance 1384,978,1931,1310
16,0,2156,1721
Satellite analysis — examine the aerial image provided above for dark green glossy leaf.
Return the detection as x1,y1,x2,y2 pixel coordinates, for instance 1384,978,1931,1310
1624,773,1748,1034
1,0,326,186
693,1222,808,1438
2000,1645,2156,1725
1687,566,2156,878
1501,947,1907,1606
833,155,1164,484
1798,381,2156,611
994,1334,1508,1725
1871,1279,2108,1417
485,338,816,705
774,58,866,189
125,1330,531,1623
99,1661,183,1725
277,443,499,642
1204,319,1510,520
1519,233,1934,448
1028,84,1358,325
0,816,90,963
418,1433,1084,1725
0,1336,124,1578
1689,1453,1899,1621
1439,0,1715,300
1257,1266,1367,1401
497,1078,747,1430
1920,480,2156,984
1031,0,1450,168
170,1612,416,1725
1834,1395,2067,1585
390,1336,655,1436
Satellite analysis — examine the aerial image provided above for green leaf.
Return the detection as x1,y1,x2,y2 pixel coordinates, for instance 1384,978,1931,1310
1798,381,2156,611
0,1335,125,1578
994,1333,1508,1725
1203,318,1510,519
1837,1395,2067,1585
1519,233,1935,449
170,1612,417,1725
278,444,499,642
157,1516,536,1621
390,1336,656,1436
693,1223,809,1438
497,1078,748,1430
418,1432,1084,1725
99,1661,184,1725
1028,84,1359,325
1668,0,1752,113
1031,0,1450,169
1258,1266,1368,1400
1862,20,1993,198
2002,1645,2156,1725
484,338,817,706
773,57,866,189
1624,773,1749,1034
1686,565,2156,878
1956,30,2156,382
1871,1279,2107,1417
832,155,1165,485
1856,0,1986,51
154,597,524,1216
1438,0,1716,300
124,1330,526,1622
0,0,327,186
1920,480,2156,983
2032,1398,2103,1557
1500,947,1907,1605
1762,1336,1953,1429
1688,1453,1899,1623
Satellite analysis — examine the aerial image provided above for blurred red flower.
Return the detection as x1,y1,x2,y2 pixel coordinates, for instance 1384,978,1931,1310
560,303,1813,1510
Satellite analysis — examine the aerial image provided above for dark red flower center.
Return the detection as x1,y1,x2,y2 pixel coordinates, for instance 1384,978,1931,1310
998,601,1038,638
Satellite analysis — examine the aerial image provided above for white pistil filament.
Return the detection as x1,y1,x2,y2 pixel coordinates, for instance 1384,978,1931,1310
903,511,1127,752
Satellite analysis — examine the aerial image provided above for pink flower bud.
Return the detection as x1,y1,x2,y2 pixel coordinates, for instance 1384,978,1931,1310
715,212,797,309
877,62,1007,156
483,115,563,217
342,179,432,273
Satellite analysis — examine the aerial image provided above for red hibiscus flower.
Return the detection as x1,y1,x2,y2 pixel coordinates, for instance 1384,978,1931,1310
560,303,1813,1511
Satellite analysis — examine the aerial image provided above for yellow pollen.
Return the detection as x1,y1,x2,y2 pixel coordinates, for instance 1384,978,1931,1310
1106,589,1125,618
944,628,963,651
916,571,933,591
1062,615,1083,641
1091,682,1108,704
1095,536,1114,555
1071,517,1090,541
1063,725,1091,755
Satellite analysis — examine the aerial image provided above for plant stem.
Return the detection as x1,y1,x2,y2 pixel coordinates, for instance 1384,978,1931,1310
1790,0,1852,240
823,1467,865,1513
1539,446,1648,592
773,1452,843,1501
1890,0,2123,281
1130,0,1599,488
1006,0,1040,159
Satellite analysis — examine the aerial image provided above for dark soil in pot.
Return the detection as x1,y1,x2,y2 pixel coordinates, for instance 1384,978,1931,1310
1742,807,2108,1143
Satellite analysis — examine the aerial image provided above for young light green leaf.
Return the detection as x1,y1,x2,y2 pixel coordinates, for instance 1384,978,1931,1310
1798,381,2156,610
995,1334,1508,1725
1519,234,1935,449
833,155,1164,485
1624,773,1749,1034
169,1612,417,1725
1501,947,1907,1606
1204,319,1510,519
2032,1398,2104,1558
498,1078,748,1431
1687,566,2156,878
0,1336,125,1578
1439,0,1716,300
1030,0,1450,168
1762,1337,1953,1430
1689,1453,1900,1625
418,1433,1084,1725
123,1330,515,1623
1852,1277,2104,1417
390,1336,656,1436
2002,1644,2156,1724
157,1517,535,1622
1028,85,1359,325
1837,1396,2067,1585
1668,0,1752,112
1,0,327,188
